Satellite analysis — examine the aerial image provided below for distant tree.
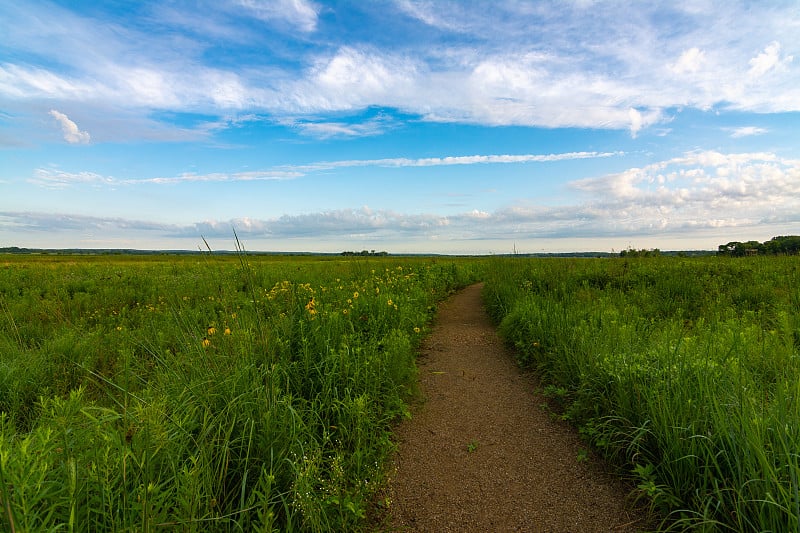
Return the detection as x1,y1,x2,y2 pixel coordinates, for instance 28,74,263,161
340,250,389,257
620,247,661,258
717,236,800,256
717,241,756,257
764,235,800,255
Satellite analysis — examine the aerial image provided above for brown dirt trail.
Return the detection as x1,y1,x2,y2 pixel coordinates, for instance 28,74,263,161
379,283,646,532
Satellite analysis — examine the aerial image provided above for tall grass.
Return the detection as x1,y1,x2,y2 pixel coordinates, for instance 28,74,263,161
0,253,481,531
484,255,800,531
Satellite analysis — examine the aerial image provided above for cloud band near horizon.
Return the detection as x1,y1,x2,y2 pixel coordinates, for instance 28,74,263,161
7,150,799,249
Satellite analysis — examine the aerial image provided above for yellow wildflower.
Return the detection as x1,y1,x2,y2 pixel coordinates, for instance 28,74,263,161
202,338,211,348
224,327,231,335
207,326,217,336
387,299,394,307
305,297,317,315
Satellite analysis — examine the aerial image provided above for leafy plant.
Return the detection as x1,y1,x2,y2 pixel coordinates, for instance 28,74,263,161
484,255,800,531
0,253,484,531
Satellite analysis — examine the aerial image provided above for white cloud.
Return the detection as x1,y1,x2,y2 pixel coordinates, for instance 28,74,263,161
29,168,109,188
0,65,97,100
295,47,420,111
293,151,621,172
293,121,382,138
14,150,798,249
112,67,180,108
2,2,799,137
670,47,706,74
234,0,320,32
570,151,800,234
28,150,618,190
395,0,469,32
29,168,302,188
0,211,174,233
629,108,643,138
290,113,395,138
171,207,451,240
141,170,301,184
728,126,768,138
748,41,793,79
102,64,258,109
48,110,90,144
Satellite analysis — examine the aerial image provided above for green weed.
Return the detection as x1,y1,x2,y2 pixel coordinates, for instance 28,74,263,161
484,255,800,531
0,253,483,531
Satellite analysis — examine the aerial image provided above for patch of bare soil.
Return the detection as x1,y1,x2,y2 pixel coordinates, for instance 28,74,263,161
376,283,648,532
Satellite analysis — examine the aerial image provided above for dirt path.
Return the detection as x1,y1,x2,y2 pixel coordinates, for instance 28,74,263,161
379,283,646,532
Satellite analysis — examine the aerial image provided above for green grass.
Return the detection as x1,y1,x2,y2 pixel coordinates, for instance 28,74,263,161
6,252,797,531
0,253,482,531
483,255,800,531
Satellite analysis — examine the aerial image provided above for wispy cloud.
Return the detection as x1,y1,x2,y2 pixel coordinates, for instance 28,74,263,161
2,1,798,139
291,46,421,112
140,170,302,184
234,0,320,33
29,150,621,189
29,168,302,188
394,0,469,32
728,126,768,138
0,65,95,100
12,151,799,247
30,168,111,188
290,113,396,138
0,211,174,233
180,207,450,239
293,151,622,172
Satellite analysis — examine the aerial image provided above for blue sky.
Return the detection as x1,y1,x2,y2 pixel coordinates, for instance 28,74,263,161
1,0,799,254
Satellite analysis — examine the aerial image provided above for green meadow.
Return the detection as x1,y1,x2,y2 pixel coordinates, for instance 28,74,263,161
0,253,481,531
485,255,800,531
1,253,799,531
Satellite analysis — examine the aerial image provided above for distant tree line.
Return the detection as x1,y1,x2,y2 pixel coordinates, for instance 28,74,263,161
717,235,800,256
619,247,661,258
340,250,389,256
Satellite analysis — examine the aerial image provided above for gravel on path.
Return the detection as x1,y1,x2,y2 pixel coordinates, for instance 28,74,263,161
379,283,648,532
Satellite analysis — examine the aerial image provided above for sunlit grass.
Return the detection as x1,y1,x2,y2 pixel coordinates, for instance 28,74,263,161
484,255,800,531
9,251,796,530
0,253,482,531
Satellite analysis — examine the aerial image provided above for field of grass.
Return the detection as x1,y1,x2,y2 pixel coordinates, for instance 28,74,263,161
0,253,481,532
3,252,799,531
484,256,800,531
